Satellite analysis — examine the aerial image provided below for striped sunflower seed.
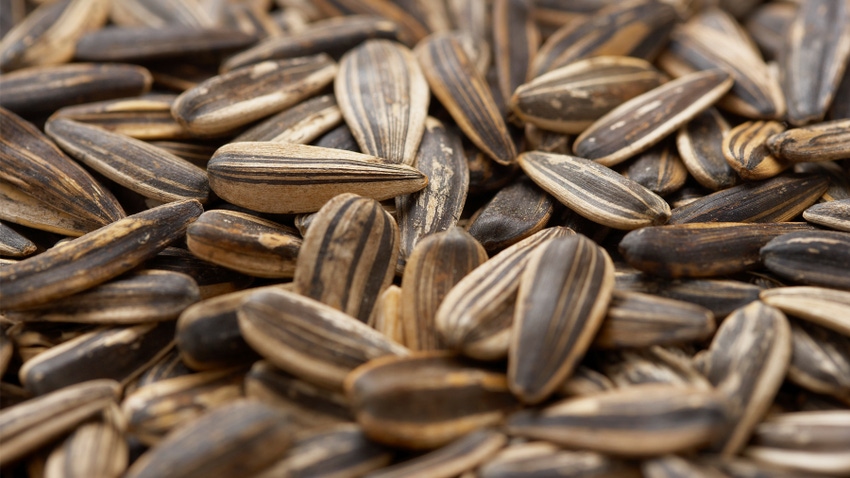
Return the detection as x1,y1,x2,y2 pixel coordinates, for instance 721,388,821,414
145,246,254,300
45,118,210,204
0,180,109,237
0,379,119,465
511,56,667,134
509,235,614,404
787,320,850,402
400,228,487,351
445,0,491,74
694,301,791,455
336,39,429,166
760,286,850,336
668,174,828,224
312,0,430,46
766,119,850,163
395,117,469,267
344,352,520,449
171,55,337,137
186,210,301,279
478,442,639,478
110,0,217,28
314,123,360,152
435,227,575,360
4,270,199,324
128,347,191,391
492,0,539,110
368,285,405,346
415,32,517,165
722,120,790,181
796,161,850,202
616,273,761,318
147,141,217,168
761,230,850,290
238,288,409,389
744,2,796,62
594,291,715,349
231,93,342,143
223,2,283,40
294,193,399,321
49,94,190,141
506,384,730,456
623,142,688,197
44,411,128,478
366,429,506,478
619,222,815,278
0,199,202,310
207,142,427,214
518,151,671,230
601,347,713,390
0,63,152,116
124,400,295,478
557,365,616,398
782,0,850,125
0,222,36,258
676,107,740,190
573,69,733,167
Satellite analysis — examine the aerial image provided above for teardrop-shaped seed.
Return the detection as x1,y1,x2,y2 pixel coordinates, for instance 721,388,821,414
492,0,539,108
760,286,850,336
46,118,210,204
467,176,554,252
760,230,850,290
416,32,517,165
506,384,730,456
519,151,671,230
294,194,399,322
766,119,850,162
694,301,791,455
0,200,203,310
787,320,850,401
231,93,342,143
722,120,790,181
435,227,575,360
44,412,129,478
574,69,733,167
623,142,688,197
171,55,337,136
0,222,36,258
344,353,520,449
676,107,739,190
50,94,189,141
668,174,828,224
186,210,301,279
336,39,429,166
239,288,408,390
478,442,639,478
782,0,850,125
619,222,815,278
512,56,667,134
207,142,427,214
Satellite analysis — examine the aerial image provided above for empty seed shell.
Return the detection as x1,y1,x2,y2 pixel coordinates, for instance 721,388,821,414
722,120,790,181
766,119,850,163
760,286,850,336
761,230,850,290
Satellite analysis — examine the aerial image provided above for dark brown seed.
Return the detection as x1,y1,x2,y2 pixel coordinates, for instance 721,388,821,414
0,222,36,258
601,347,712,390
221,15,401,72
694,301,791,455
0,379,119,465
796,161,850,202
766,119,850,162
782,0,850,125
761,230,850,290
232,93,342,143
676,107,740,190
0,108,125,230
519,151,671,230
395,117,469,266
506,384,730,456
207,142,427,214
512,56,667,134
186,210,301,279
745,2,796,62
787,320,850,401
619,222,815,278
467,176,554,252
74,25,258,62
760,286,850,336
492,0,539,109
0,200,203,310
344,353,520,449
478,442,640,478
124,400,295,478
336,39,429,166
171,55,337,137
830,65,850,120
524,124,571,154
44,412,129,478
0,63,152,116
623,142,688,197
0,179,110,237
148,141,217,168
509,235,614,404
594,291,715,349
49,94,189,141
315,123,361,152
145,246,254,300
311,0,430,45
557,365,616,398
110,0,217,28
129,347,192,391
416,32,517,165
573,69,733,167
238,288,408,389
668,174,829,224
221,2,283,40
722,120,790,181
366,429,506,478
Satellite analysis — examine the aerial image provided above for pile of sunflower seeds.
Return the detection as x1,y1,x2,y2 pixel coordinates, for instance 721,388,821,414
1,0,849,476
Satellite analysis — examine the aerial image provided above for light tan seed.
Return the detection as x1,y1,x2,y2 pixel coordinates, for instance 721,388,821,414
368,285,405,346
760,286,850,336
676,107,739,190
623,142,688,197
761,230,850,290
722,120,790,181
573,69,733,167
232,94,342,143
519,151,671,230
49,94,190,141
766,119,850,162
207,142,427,214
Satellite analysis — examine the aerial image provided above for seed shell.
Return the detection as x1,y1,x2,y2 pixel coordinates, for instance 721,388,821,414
492,0,539,109
722,120,790,181
766,119,850,163
467,176,554,252
676,107,739,190
145,246,255,300
312,0,430,46
478,442,639,478
44,413,129,478
787,320,850,401
761,230,850,290
0,180,107,237
110,0,217,28
0,221,36,258
49,94,189,141
623,142,688,197
368,285,405,346
760,286,850,336
231,93,342,143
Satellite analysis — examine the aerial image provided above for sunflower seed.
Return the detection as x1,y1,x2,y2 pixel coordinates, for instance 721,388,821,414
0,180,116,237
232,93,341,143
171,55,337,136
573,69,733,167
0,222,37,258
467,176,553,253
314,123,360,152
642,454,725,478
44,410,128,478
336,39,429,166
312,0,430,46
110,0,217,28
478,441,639,478
366,286,403,346
831,65,850,120
762,230,850,290
619,222,815,278
676,107,740,190
416,32,517,165
492,0,538,110
207,142,427,214
602,347,712,390
623,142,688,197
787,320,850,401
445,0,490,74
147,141,217,167
668,174,829,224
519,151,671,230
145,246,254,300
0,200,202,310
557,365,616,398
222,2,282,39
524,124,571,154
344,353,520,449
694,301,791,455
745,2,796,62
186,210,301,279
722,120,790,181
766,119,850,163
0,0,26,40
700,455,815,478
129,347,192,391
506,384,730,456
50,94,190,141
760,286,850,336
